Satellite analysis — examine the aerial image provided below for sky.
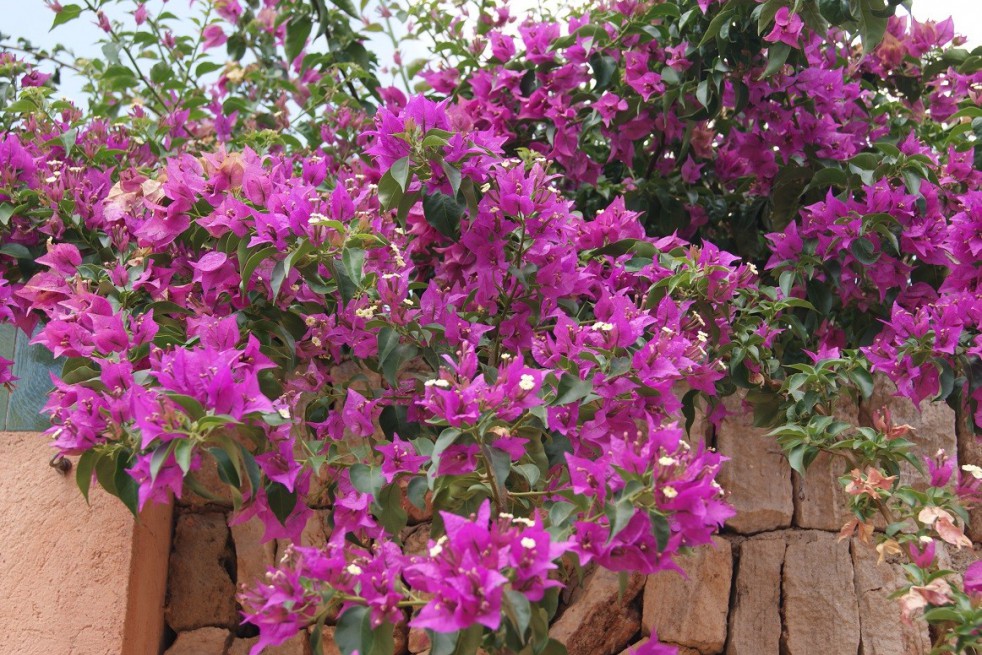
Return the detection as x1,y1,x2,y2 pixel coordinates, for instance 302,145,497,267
2,0,979,102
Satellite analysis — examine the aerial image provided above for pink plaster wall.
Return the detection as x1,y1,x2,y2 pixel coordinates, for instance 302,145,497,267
0,431,171,655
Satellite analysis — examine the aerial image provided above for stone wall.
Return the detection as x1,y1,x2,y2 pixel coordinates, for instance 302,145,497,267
154,381,981,654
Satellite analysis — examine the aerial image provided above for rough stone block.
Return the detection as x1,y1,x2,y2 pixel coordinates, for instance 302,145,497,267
716,394,793,533
231,516,277,591
781,531,860,655
642,536,732,653
0,431,172,655
869,377,957,490
229,631,313,655
166,511,238,631
851,539,930,655
164,627,230,654
725,534,785,655
550,567,645,655
793,399,860,531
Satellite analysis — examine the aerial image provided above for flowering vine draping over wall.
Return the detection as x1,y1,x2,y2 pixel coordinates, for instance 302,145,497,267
0,0,981,652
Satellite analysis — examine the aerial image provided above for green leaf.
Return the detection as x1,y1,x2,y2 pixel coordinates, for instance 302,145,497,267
114,459,141,516
819,0,850,25
350,463,384,499
341,247,365,288
285,18,313,63
589,52,617,90
166,393,206,421
335,606,374,655
607,497,635,542
209,446,241,488
849,237,880,265
440,160,462,198
51,4,82,28
266,481,298,525
150,61,171,85
857,0,889,52
848,368,874,399
376,483,408,535
0,204,14,226
240,245,278,291
503,589,532,636
390,157,411,191
377,171,403,210
407,476,428,510
787,444,811,475
174,439,194,475
377,327,400,368
761,44,792,79
0,243,31,260
554,374,593,405
329,0,359,18
149,442,175,481
650,511,670,551
422,192,464,238
699,7,735,47
75,450,99,503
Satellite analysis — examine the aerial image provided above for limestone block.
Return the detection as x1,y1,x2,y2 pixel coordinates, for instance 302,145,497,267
0,431,172,655
550,567,645,655
958,430,982,543
408,627,430,653
869,377,957,489
229,631,313,655
725,534,785,655
716,394,793,533
231,516,277,590
781,531,860,655
793,399,860,531
642,536,732,653
851,539,930,655
166,511,238,631
164,627,230,654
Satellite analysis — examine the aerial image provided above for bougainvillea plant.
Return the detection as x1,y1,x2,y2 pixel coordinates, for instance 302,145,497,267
1,0,981,652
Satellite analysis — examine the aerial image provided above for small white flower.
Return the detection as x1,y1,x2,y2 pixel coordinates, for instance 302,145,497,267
425,379,451,388
662,486,678,499
277,408,291,419
519,374,536,391
428,543,443,557
747,263,759,275
593,321,615,332
512,517,535,527
346,564,363,576
658,456,678,467
520,537,536,549
696,331,709,343
962,464,982,479
919,536,933,544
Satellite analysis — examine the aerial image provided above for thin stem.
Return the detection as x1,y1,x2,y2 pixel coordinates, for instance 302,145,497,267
81,0,168,111
0,43,83,73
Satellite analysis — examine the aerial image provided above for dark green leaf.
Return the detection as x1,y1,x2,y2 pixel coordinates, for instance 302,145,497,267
286,18,313,63
849,237,880,265
422,192,464,238
554,375,593,405
335,606,374,655
75,450,99,503
266,481,298,525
